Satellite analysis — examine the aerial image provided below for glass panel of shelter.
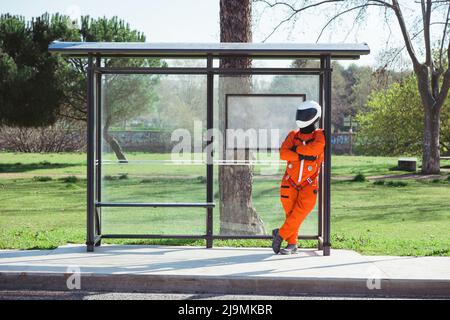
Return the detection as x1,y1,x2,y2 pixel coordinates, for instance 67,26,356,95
212,72,321,238
99,72,208,236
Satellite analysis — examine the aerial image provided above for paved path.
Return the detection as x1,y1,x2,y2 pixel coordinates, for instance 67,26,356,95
1,245,449,298
0,290,406,300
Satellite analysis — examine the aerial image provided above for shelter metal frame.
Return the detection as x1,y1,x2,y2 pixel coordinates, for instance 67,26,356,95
49,42,370,254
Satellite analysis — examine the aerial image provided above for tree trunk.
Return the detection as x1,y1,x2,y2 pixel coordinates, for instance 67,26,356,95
219,0,265,235
416,66,441,174
422,105,440,174
102,80,128,163
103,116,128,163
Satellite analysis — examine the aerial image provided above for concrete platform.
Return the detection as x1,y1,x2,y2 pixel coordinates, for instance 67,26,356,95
1,245,449,298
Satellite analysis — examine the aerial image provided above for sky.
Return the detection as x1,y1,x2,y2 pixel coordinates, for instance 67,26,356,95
0,0,436,68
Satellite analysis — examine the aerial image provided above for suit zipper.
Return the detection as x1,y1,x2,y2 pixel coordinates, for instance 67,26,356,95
298,141,305,183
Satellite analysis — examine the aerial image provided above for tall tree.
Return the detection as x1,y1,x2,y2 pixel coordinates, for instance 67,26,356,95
219,0,265,235
0,14,165,161
356,74,450,156
255,0,450,174
0,14,78,127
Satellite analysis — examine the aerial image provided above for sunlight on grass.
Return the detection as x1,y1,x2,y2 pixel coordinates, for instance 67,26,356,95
0,152,449,255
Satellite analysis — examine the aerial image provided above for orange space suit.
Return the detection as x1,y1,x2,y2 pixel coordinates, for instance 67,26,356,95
278,127,325,245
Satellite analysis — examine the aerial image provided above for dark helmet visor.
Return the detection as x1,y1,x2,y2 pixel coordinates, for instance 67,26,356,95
296,108,318,122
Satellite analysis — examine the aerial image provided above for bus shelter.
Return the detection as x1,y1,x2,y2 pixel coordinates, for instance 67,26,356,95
49,42,369,254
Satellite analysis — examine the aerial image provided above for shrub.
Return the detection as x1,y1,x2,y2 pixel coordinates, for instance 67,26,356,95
60,176,79,183
196,176,207,184
104,174,128,181
0,122,86,153
33,176,52,182
356,75,450,156
353,173,366,182
373,180,385,186
386,181,408,187
65,183,81,190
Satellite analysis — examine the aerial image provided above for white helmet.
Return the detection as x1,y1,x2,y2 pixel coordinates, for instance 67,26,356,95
296,100,322,128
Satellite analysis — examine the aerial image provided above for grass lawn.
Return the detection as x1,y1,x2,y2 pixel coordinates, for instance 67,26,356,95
0,152,449,256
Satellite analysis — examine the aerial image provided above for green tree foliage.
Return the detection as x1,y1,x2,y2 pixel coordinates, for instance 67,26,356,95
356,75,450,156
70,16,167,160
275,60,402,133
0,14,166,160
0,14,78,127
333,63,404,132
59,16,166,123
0,14,165,127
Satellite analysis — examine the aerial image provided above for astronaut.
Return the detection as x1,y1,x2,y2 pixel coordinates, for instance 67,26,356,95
272,100,325,255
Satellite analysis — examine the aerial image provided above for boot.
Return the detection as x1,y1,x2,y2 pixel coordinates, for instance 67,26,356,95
272,229,283,254
280,244,298,255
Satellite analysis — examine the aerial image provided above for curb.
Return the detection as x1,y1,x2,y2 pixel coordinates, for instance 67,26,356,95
1,272,450,298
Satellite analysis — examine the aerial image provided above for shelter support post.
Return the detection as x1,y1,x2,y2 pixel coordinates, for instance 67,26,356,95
95,57,102,247
318,59,324,251
206,54,214,248
86,55,96,252
323,55,332,256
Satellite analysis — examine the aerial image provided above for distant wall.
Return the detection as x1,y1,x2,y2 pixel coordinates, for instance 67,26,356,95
331,132,356,155
107,131,175,153
109,131,357,155
1,128,357,155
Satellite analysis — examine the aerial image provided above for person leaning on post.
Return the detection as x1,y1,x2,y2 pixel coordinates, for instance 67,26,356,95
272,100,325,255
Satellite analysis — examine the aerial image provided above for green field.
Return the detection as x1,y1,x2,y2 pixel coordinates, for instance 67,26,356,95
0,152,449,256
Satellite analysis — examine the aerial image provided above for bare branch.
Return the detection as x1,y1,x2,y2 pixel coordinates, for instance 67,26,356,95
258,0,346,42
253,0,298,11
383,5,394,47
415,0,450,4
391,0,421,68
422,0,433,66
255,0,345,12
436,71,450,109
258,0,445,75
381,22,446,69
259,0,395,42
436,43,450,108
315,3,384,42
439,4,450,70
367,0,394,9
343,6,367,42
262,8,299,42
